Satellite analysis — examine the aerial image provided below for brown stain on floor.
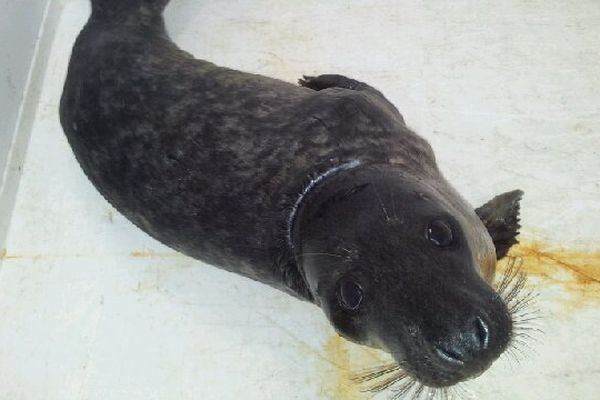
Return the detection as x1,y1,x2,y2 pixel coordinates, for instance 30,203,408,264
323,335,361,400
129,249,166,258
322,335,387,400
0,250,43,261
502,240,600,309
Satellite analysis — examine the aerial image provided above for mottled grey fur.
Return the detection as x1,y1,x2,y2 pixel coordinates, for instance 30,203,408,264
60,1,528,388
60,0,436,300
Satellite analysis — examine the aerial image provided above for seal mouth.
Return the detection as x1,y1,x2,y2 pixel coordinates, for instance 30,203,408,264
351,256,540,398
433,345,466,367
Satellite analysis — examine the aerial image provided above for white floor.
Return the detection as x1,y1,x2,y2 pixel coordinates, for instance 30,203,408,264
1,0,600,399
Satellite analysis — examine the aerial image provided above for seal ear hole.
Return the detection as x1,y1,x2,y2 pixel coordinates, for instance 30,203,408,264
337,279,363,312
426,219,454,247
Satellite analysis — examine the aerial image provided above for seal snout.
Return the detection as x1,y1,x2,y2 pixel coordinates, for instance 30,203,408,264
418,297,511,388
432,316,491,368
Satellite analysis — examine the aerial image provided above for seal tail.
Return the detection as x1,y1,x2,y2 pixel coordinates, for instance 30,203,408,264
90,0,171,20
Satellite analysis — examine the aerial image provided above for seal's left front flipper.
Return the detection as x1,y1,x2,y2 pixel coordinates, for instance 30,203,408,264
298,74,404,122
299,74,370,91
476,190,524,260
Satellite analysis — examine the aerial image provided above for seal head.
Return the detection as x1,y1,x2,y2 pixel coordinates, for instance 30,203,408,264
294,165,521,387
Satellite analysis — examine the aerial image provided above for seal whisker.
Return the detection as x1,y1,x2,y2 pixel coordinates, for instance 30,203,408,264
451,383,475,400
495,257,537,319
512,309,542,324
351,362,402,383
494,257,521,294
511,303,539,320
503,346,520,367
449,385,462,400
337,240,358,261
424,387,434,400
373,185,392,222
389,186,400,222
366,370,410,393
513,310,542,321
506,332,538,363
435,387,444,400
411,383,425,400
514,329,544,339
503,275,528,306
491,255,543,380
340,246,354,257
513,315,543,326
439,388,447,400
506,344,527,363
391,377,417,399
513,305,540,315
353,361,481,399
510,299,538,315
517,331,545,342
508,285,537,303
496,257,526,296
512,314,542,330
512,335,537,350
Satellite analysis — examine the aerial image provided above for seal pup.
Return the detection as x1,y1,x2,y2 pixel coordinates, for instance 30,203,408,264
60,0,527,393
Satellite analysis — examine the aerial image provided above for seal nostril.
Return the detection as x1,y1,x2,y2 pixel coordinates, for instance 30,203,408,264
475,316,490,350
434,345,465,366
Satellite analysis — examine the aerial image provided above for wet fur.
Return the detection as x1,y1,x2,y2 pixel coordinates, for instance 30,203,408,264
60,0,526,394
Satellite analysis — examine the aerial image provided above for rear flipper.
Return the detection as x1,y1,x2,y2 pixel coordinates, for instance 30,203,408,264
299,74,404,122
476,190,524,260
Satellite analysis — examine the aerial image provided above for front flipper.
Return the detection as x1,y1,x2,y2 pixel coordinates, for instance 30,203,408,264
299,74,370,91
299,74,403,121
476,190,524,260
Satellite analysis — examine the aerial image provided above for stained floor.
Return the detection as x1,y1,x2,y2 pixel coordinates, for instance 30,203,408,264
1,0,599,399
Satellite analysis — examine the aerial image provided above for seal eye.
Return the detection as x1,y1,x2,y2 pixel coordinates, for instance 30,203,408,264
427,219,454,247
337,280,363,311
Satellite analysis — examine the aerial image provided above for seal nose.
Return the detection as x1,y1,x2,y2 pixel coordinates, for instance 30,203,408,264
433,316,491,367
474,316,490,349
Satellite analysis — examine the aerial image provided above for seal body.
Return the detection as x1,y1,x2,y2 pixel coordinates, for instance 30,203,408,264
60,0,437,299
61,0,525,389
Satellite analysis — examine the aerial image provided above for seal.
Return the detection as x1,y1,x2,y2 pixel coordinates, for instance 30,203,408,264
60,0,526,392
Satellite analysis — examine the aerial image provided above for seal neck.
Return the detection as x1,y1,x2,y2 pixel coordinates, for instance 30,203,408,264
286,160,363,300
286,160,362,249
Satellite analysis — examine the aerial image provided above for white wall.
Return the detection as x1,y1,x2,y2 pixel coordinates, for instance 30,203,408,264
0,0,53,248
0,0,49,172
